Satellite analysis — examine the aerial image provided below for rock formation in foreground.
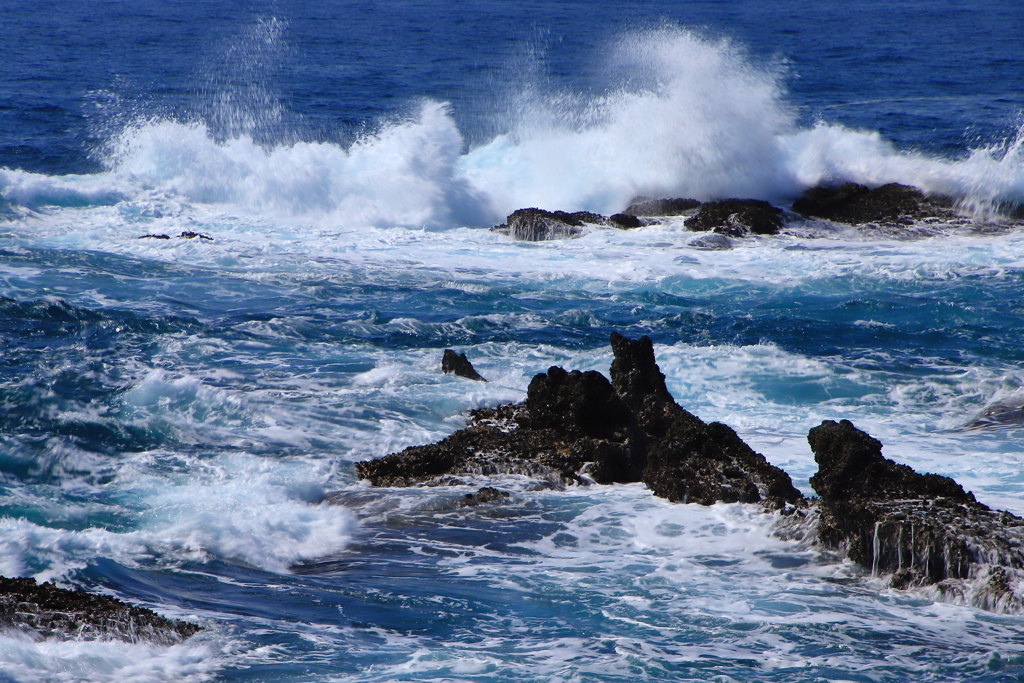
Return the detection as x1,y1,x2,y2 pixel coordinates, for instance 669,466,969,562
358,334,1024,611
808,419,1024,610
0,576,201,644
357,333,802,508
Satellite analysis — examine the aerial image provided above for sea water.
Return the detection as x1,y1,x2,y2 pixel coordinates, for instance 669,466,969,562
2,1,1024,680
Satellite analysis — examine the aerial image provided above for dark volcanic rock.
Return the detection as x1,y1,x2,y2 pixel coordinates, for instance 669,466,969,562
623,197,701,216
609,213,643,229
357,333,803,509
792,182,957,225
442,349,487,382
525,366,631,440
808,419,1024,592
608,332,676,419
684,199,784,236
492,208,606,241
0,576,201,644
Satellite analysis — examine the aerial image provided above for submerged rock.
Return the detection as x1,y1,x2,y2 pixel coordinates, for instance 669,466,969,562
808,419,1024,595
456,486,511,507
623,197,701,216
442,349,487,382
138,231,214,241
792,182,957,225
963,395,1024,430
687,233,734,250
179,230,214,240
357,333,802,508
0,576,201,644
684,199,784,236
492,208,606,241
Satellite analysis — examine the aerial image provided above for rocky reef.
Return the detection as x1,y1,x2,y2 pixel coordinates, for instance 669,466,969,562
490,181,992,242
356,334,1024,612
358,333,802,508
0,576,201,644
808,419,1024,608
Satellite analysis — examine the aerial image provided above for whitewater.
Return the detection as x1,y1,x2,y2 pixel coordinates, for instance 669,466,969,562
3,3,1024,681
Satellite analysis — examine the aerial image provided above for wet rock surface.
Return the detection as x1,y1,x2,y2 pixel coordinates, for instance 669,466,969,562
456,486,511,507
792,183,958,225
623,197,701,216
491,208,606,241
684,199,784,236
688,233,734,250
357,333,802,508
808,419,1024,596
608,213,643,229
0,576,201,644
441,349,487,382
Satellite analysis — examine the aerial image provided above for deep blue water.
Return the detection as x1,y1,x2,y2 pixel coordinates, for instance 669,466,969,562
2,1,1024,681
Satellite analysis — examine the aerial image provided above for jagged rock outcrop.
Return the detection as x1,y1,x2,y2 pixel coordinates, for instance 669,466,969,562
623,197,701,216
442,349,487,382
491,208,606,241
684,199,784,236
808,419,1024,597
0,576,201,644
357,333,802,508
792,183,958,225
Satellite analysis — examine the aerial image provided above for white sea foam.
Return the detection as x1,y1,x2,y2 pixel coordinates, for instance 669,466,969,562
0,631,223,683
3,26,1022,228
351,484,1024,679
0,452,354,579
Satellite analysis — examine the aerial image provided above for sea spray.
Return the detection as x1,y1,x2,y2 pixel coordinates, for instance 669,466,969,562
2,25,1023,226
457,27,796,215
104,101,486,228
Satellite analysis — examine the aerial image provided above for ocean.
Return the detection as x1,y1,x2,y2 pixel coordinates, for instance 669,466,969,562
2,0,1024,680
